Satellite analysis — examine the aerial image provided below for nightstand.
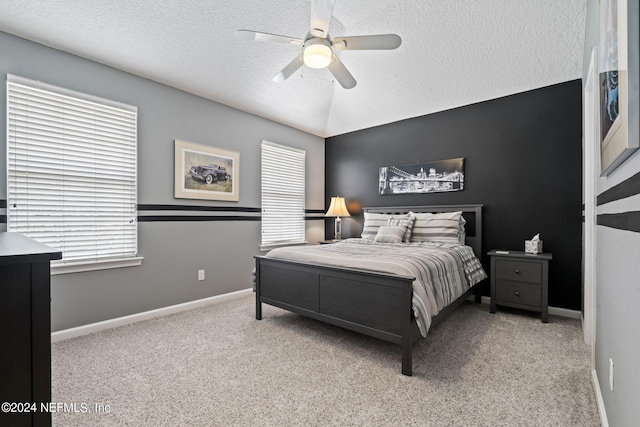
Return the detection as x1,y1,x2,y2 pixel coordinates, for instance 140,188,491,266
488,250,552,322
318,240,340,245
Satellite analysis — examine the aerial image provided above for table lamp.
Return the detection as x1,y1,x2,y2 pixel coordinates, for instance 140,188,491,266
325,196,350,240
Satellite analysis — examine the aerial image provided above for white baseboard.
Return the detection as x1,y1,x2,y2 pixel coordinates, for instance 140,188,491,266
548,305,582,319
592,369,609,427
471,296,582,319
51,288,253,343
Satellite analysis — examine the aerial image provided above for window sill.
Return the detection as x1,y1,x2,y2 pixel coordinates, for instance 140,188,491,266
51,257,144,275
259,241,308,252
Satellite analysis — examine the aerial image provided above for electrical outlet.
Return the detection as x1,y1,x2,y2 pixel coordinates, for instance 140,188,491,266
198,270,205,281
609,358,614,391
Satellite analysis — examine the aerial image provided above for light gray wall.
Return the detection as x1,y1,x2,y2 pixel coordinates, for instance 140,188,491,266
583,1,640,425
0,31,325,331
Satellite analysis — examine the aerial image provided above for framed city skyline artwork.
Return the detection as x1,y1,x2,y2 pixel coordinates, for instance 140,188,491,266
379,157,465,195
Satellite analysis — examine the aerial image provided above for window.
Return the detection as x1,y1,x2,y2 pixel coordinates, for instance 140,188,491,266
261,141,306,248
7,75,140,273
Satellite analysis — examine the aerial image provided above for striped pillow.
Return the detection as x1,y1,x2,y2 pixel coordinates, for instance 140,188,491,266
361,213,410,241
387,215,415,242
374,225,406,243
410,211,463,243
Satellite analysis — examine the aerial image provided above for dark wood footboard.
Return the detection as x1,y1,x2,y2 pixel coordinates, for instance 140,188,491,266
255,255,419,375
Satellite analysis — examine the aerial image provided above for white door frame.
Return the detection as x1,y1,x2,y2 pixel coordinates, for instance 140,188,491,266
583,47,598,358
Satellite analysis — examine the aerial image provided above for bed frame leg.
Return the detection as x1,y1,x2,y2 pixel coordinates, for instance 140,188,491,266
255,282,262,320
401,281,413,376
401,342,413,376
474,283,482,303
255,260,262,320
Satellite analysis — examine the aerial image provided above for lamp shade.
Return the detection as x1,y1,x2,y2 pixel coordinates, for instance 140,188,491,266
325,197,350,217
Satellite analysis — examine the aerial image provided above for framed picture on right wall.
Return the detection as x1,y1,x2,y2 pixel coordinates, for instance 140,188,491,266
598,0,638,176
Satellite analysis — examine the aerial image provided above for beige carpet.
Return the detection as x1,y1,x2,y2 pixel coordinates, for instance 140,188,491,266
51,295,600,426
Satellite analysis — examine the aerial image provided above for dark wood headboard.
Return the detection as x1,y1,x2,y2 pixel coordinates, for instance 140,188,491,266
362,204,483,257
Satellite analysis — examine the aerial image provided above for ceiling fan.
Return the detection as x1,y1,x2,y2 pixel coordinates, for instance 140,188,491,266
234,0,401,89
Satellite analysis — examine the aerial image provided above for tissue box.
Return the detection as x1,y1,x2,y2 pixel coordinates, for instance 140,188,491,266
525,240,543,254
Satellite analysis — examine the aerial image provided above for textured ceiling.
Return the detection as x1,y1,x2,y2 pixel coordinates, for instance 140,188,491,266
0,0,586,137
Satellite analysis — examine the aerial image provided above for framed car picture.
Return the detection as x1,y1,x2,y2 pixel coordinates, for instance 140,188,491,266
174,139,239,201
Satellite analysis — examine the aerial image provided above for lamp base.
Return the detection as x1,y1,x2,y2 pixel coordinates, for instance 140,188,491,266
334,216,342,240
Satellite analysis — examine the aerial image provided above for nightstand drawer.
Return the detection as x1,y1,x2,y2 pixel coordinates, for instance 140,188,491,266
495,259,542,284
495,282,541,307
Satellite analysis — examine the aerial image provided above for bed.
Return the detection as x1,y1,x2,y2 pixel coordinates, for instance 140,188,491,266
254,204,486,376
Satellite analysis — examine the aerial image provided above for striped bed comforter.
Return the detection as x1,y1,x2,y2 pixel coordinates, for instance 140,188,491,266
265,238,487,337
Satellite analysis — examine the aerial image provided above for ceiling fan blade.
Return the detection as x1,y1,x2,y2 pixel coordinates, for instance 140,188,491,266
309,0,336,38
235,30,303,45
272,53,304,82
327,54,357,89
333,34,402,50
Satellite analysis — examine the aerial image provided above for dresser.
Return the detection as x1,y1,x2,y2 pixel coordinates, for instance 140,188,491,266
488,250,552,322
0,232,62,427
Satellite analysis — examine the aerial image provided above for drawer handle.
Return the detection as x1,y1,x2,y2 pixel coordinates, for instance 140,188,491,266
515,269,521,274
515,291,520,297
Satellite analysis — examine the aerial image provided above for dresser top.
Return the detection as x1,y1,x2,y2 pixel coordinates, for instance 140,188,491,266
487,249,552,260
0,232,62,265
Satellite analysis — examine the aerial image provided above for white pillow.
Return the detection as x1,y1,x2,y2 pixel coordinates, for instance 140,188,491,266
374,225,406,243
459,215,467,244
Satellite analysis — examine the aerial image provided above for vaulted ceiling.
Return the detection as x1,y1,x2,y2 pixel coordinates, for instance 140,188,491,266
0,0,587,137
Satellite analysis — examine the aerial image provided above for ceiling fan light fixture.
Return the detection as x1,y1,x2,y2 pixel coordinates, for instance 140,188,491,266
303,39,332,69
237,0,401,88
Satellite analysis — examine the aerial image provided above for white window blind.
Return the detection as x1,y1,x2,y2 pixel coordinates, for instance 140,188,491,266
261,141,306,247
7,75,138,265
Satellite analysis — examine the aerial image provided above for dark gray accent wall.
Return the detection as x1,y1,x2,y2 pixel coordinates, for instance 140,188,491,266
326,80,583,310
583,0,640,425
0,31,325,331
